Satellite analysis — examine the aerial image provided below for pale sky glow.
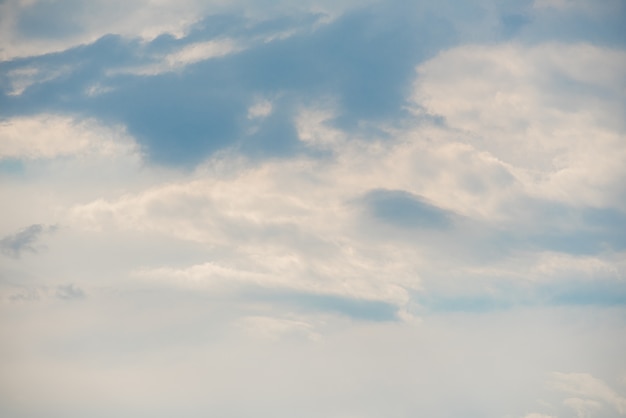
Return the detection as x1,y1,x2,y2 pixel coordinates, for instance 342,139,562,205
1,1,625,417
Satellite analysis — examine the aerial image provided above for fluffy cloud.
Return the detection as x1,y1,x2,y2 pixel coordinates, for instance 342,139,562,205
0,115,136,160
0,41,608,318
551,372,626,416
413,42,626,209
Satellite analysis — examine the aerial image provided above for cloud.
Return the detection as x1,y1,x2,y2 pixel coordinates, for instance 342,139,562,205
116,38,244,75
239,315,321,341
1,293,624,418
522,414,556,418
551,372,626,416
55,283,85,300
0,224,55,258
412,42,626,210
2,283,86,303
1,5,457,166
0,115,137,160
1,3,625,416
54,38,624,307
361,188,454,229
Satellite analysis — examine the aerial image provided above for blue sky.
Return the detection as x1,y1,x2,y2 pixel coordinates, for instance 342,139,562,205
1,0,626,417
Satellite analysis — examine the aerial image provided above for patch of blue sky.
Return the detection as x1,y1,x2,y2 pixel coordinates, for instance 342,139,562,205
1,5,458,165
4,1,621,167
523,205,626,255
0,158,24,175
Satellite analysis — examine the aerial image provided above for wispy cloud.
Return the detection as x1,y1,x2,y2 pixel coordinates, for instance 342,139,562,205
0,224,56,258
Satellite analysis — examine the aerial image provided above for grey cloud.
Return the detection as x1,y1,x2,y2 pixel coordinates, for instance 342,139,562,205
0,224,54,258
513,202,626,255
540,280,626,307
414,278,626,314
244,287,400,321
8,287,42,302
362,188,454,229
280,292,399,321
55,284,86,300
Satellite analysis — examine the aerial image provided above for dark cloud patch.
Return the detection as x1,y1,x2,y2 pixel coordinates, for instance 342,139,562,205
285,292,399,321
0,224,54,258
540,280,626,307
245,288,399,321
362,189,454,229
491,199,626,256
416,294,511,314
56,284,86,300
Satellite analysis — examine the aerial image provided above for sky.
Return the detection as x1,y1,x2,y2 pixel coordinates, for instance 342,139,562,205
1,0,626,417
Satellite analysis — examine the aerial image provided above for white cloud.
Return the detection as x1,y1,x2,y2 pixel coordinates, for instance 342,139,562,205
463,251,625,284
0,115,137,160
61,43,626,299
551,372,626,415
295,103,346,148
1,42,622,315
247,98,273,119
117,38,243,76
2,3,625,417
563,397,603,418
1,294,624,417
3,61,77,97
412,42,626,209
0,115,147,239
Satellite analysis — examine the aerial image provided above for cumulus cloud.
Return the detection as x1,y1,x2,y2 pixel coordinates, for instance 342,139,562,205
412,42,626,209
55,39,624,308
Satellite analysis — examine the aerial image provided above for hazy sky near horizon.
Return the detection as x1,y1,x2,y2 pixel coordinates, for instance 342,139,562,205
1,0,626,417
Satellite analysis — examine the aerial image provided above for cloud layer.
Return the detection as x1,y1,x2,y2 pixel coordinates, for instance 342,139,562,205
1,1,625,417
